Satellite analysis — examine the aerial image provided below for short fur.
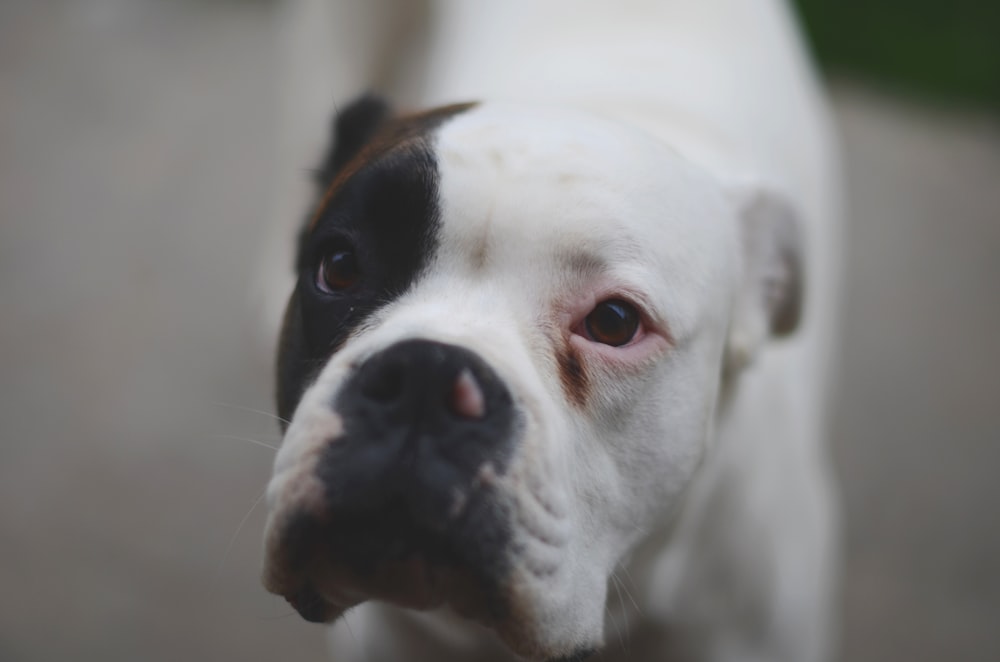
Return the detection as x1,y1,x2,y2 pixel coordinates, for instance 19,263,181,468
261,1,842,661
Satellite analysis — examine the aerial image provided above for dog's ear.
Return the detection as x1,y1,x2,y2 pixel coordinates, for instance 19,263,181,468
296,94,391,269
725,183,804,373
313,93,392,192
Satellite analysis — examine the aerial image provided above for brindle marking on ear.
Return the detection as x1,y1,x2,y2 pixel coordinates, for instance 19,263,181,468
309,100,478,232
314,93,392,191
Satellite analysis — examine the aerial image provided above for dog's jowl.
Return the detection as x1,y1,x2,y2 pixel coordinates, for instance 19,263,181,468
262,2,841,661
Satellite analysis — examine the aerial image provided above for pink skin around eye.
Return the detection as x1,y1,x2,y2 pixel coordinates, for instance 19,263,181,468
565,286,673,369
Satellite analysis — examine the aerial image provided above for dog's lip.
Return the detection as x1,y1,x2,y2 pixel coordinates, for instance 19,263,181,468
263,438,518,628
284,585,337,623
276,554,453,622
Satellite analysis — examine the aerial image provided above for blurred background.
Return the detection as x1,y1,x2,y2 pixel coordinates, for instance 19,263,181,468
1,1,997,660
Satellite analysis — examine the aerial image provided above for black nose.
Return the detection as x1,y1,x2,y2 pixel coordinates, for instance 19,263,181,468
354,339,505,427
322,339,516,517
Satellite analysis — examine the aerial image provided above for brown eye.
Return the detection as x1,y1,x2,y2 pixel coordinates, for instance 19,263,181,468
584,299,640,346
316,248,360,293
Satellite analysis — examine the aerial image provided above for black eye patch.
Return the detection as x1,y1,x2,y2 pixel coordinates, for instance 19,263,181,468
297,148,441,358
275,98,478,425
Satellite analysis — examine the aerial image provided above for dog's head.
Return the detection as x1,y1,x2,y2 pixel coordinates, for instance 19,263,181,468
261,96,802,660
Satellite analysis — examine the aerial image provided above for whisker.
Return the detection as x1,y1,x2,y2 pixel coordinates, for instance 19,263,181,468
616,563,643,615
605,576,626,653
343,609,359,647
211,434,280,452
211,401,291,426
611,573,630,652
606,605,625,654
210,488,268,593
619,565,643,617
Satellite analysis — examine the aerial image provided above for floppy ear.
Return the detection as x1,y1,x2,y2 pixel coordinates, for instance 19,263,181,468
296,94,392,269
725,184,804,373
313,93,392,193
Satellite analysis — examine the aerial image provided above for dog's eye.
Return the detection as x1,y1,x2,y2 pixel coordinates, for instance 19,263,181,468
316,248,360,293
584,299,640,346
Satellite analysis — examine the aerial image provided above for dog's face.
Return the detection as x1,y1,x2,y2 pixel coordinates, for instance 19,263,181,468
262,97,801,661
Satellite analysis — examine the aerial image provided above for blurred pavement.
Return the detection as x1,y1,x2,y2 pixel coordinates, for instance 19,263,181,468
1,2,998,661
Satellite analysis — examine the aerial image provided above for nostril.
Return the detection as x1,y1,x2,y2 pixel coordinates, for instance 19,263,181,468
331,339,517,496
361,361,408,403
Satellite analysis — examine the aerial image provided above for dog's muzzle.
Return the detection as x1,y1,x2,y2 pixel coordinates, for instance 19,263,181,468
265,339,520,624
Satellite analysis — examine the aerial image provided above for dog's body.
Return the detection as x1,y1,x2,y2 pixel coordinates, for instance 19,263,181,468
261,1,842,660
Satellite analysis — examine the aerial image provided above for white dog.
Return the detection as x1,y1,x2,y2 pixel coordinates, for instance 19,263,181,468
260,1,842,661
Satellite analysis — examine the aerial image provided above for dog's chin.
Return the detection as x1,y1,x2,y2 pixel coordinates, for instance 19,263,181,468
283,583,601,662
262,501,507,641
262,504,510,623
273,555,494,623
265,559,601,660
263,520,605,661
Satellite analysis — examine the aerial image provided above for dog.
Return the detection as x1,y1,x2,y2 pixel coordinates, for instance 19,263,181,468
260,1,842,660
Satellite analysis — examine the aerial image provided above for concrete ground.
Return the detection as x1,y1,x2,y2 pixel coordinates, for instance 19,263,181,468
1,2,998,661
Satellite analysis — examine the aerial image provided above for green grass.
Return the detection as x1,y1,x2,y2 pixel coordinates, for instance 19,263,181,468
793,0,1000,109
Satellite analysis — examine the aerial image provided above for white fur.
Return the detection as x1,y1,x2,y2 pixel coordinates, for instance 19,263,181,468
265,1,842,660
